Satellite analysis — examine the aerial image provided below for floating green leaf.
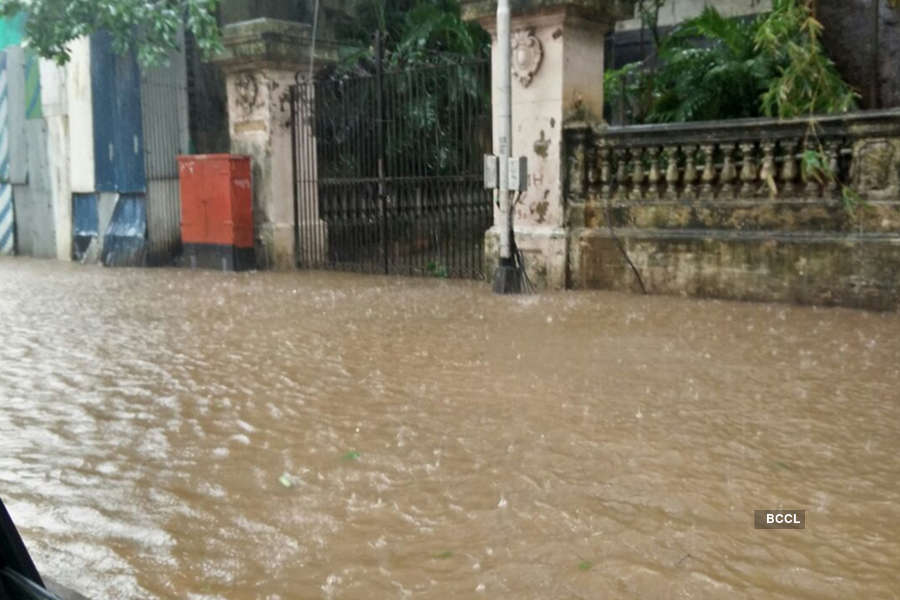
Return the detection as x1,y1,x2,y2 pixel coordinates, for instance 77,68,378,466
342,450,361,461
433,550,453,559
578,560,593,571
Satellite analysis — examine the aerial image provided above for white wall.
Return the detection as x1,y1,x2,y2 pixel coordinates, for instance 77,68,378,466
40,59,71,260
616,0,771,31
66,36,94,193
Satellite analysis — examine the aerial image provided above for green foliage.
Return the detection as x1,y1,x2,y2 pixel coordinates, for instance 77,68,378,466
0,0,223,67
755,0,857,118
333,0,489,70
315,1,490,182
654,7,771,122
426,261,449,278
800,148,828,185
604,62,652,124
605,0,857,124
391,1,488,63
635,0,666,46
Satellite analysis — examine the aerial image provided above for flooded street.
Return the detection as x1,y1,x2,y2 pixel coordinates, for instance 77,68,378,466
1,257,899,599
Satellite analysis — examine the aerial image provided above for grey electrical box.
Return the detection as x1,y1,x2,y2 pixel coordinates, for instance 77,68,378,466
483,154,499,189
508,156,528,192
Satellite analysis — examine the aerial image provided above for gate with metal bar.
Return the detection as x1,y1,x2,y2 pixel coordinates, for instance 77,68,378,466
290,53,492,279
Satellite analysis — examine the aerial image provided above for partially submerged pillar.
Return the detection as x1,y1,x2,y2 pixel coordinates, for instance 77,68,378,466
214,18,336,269
463,0,632,289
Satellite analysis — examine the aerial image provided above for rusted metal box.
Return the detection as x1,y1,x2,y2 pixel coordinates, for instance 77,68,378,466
177,154,254,270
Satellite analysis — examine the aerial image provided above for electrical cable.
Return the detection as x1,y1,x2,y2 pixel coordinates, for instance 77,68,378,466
509,191,535,294
604,197,647,294
308,0,320,82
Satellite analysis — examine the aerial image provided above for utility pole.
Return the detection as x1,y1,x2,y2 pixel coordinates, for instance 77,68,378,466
491,0,522,294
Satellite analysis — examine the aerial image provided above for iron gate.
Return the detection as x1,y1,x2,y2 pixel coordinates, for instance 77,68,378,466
290,55,493,279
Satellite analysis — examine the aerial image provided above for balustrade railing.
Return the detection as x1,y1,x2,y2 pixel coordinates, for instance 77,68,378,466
565,109,900,206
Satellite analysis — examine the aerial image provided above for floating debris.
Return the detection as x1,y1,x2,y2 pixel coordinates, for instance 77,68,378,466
278,473,294,488
433,550,453,559
342,450,361,461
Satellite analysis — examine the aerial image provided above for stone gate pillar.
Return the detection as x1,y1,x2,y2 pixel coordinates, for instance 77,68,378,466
463,0,632,288
215,18,336,269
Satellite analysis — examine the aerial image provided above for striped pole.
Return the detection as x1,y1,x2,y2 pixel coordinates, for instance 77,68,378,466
0,51,15,255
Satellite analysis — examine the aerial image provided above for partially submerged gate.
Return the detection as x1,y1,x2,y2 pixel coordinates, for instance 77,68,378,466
291,56,492,279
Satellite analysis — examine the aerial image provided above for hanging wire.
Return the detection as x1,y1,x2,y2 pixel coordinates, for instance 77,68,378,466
308,0,320,81
510,191,535,294
604,197,647,294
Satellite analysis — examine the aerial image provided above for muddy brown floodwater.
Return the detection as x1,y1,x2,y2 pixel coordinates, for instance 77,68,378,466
1,257,899,599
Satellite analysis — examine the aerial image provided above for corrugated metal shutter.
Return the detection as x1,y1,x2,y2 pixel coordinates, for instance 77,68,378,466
140,36,189,265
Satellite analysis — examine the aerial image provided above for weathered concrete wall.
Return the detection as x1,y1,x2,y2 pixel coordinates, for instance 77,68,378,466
3,38,80,260
215,17,338,269
565,110,900,310
575,231,900,310
615,0,770,31
487,10,571,289
15,118,57,257
2,23,186,265
818,0,900,110
466,0,631,289
0,50,17,255
41,60,71,261
9,47,59,259
220,0,310,24
225,66,296,269
67,37,94,195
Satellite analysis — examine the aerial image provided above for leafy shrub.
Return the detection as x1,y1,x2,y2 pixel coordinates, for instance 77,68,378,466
605,0,858,124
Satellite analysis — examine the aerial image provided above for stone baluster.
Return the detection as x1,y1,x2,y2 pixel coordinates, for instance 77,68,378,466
758,141,777,199
630,147,645,202
683,145,699,200
700,144,717,200
780,139,799,197
664,146,681,201
825,140,841,198
647,146,661,200
802,139,821,198
614,148,628,202
719,143,738,199
739,142,758,198
598,144,612,200
579,141,599,227
567,128,588,199
587,142,600,197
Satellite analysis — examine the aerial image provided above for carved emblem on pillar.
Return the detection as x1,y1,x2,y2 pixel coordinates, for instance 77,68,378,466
511,29,543,87
852,139,898,195
234,72,260,116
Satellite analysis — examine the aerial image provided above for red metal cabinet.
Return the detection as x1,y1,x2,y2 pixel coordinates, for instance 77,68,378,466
177,154,254,270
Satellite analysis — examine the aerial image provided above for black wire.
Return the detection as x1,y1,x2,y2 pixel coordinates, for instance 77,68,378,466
510,236,535,294
604,198,647,294
510,191,535,294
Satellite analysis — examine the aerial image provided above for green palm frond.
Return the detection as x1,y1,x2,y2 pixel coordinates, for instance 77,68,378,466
605,0,856,124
